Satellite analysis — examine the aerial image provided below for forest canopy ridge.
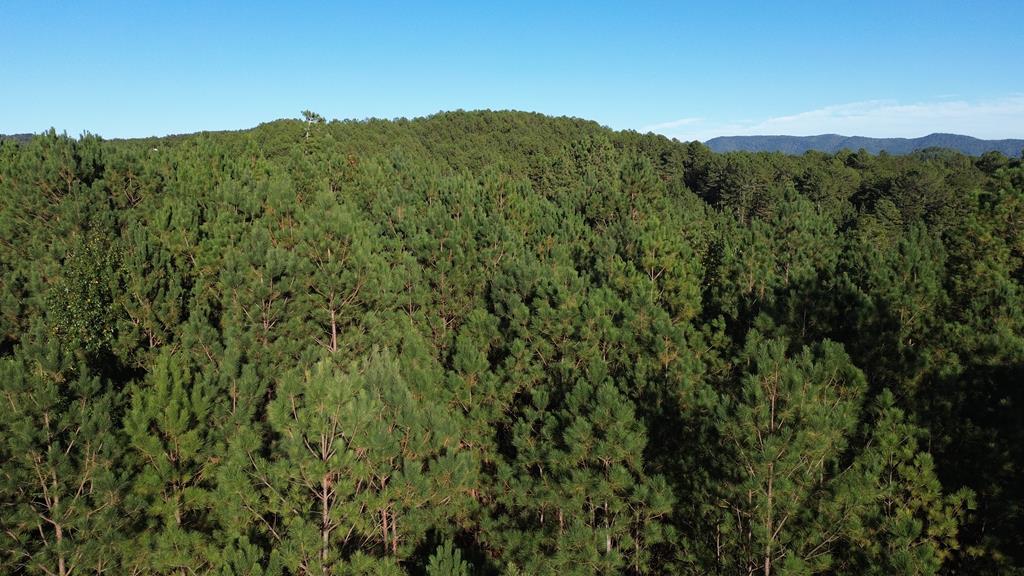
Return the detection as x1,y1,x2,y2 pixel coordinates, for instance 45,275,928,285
6,109,1022,158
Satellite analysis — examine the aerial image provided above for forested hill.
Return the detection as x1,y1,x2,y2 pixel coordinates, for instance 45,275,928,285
1,110,1023,575
706,132,1024,156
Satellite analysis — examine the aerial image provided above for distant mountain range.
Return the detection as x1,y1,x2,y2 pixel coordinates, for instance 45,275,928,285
0,133,34,144
704,133,1024,156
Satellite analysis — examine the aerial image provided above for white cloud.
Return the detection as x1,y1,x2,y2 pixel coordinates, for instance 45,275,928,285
640,117,703,131
645,95,1024,142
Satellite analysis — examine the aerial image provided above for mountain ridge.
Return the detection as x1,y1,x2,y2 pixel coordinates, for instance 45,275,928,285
0,133,34,144
705,132,1024,156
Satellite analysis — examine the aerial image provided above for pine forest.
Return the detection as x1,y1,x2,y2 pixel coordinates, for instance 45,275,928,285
1,110,1022,575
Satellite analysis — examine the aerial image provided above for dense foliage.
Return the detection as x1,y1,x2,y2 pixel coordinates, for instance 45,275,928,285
1,111,1021,575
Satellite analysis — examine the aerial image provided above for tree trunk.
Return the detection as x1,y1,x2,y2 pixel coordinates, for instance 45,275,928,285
765,462,774,576
55,521,66,576
391,511,398,554
604,500,611,554
321,474,330,574
330,306,338,353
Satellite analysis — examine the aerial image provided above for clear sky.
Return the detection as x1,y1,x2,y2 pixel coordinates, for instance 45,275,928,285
2,1,1022,141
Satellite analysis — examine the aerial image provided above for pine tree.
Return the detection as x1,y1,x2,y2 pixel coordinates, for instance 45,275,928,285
707,332,866,575
827,391,972,575
491,367,672,574
0,337,125,575
295,189,389,360
262,350,475,574
114,219,189,366
122,350,217,574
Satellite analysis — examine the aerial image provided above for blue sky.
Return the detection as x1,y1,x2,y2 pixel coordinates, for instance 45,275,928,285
2,1,1022,140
